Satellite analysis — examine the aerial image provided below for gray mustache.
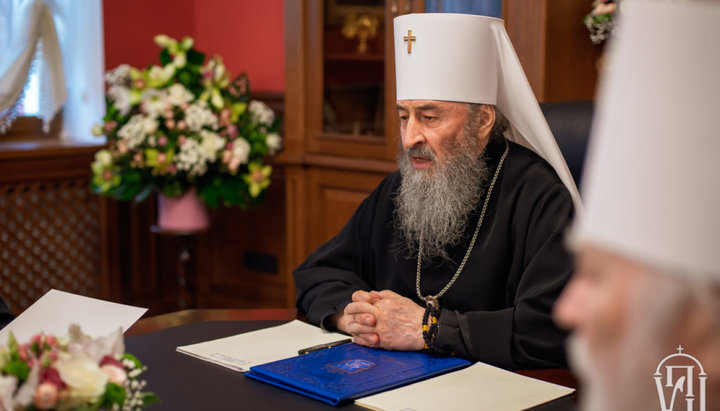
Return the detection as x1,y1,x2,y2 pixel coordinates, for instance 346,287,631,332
406,145,436,159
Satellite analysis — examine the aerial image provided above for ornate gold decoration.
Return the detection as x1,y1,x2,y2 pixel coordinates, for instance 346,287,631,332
341,14,380,54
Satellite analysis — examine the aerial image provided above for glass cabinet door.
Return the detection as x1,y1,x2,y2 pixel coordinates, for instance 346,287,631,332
321,0,386,139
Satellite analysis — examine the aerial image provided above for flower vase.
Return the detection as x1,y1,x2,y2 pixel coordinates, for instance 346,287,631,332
157,187,210,231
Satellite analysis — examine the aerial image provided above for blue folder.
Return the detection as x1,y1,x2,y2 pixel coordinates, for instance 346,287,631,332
245,343,471,406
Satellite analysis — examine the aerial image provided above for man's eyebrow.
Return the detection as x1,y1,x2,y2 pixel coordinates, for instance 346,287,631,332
396,104,408,111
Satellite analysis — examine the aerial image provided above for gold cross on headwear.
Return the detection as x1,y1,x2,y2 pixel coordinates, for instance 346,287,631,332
403,30,416,54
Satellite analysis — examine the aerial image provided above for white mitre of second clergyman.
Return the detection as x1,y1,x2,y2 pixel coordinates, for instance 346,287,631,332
576,1,720,282
393,13,582,212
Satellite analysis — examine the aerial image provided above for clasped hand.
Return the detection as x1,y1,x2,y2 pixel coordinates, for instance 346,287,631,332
336,290,425,351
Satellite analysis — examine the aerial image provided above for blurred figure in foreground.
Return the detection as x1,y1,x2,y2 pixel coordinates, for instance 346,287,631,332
554,1,720,410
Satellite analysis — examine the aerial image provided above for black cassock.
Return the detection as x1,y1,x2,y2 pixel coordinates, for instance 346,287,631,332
294,138,574,369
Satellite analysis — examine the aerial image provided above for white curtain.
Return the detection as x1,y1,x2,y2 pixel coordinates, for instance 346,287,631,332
0,0,66,134
0,0,104,141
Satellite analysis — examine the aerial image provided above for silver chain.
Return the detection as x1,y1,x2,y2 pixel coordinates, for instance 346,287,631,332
416,140,510,305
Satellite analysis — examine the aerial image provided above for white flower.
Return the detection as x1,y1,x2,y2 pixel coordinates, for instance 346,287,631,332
91,124,104,137
117,115,151,149
146,64,175,88
166,83,194,107
248,100,275,125
107,85,132,116
140,89,168,118
184,101,218,132
199,130,226,161
56,352,109,400
228,138,251,171
94,150,113,167
0,374,17,411
142,117,158,135
67,325,124,363
104,64,131,87
13,363,40,408
175,139,209,177
266,133,282,155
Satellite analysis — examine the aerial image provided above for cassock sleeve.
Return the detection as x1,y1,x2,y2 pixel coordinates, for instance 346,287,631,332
293,178,388,329
434,183,573,369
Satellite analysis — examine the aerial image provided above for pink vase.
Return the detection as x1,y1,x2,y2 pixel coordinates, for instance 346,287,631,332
157,187,210,231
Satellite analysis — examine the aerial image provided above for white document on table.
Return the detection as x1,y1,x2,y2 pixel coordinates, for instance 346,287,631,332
356,361,575,411
176,319,348,372
0,289,147,343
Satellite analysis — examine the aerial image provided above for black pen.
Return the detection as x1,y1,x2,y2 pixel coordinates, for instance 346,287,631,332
298,338,353,355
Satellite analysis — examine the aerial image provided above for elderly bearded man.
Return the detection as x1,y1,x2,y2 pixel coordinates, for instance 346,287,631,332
554,2,720,410
294,13,583,369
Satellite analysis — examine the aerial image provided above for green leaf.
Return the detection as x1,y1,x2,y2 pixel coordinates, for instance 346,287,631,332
159,49,172,66
142,392,161,407
101,382,126,407
199,186,220,208
187,50,205,65
3,360,29,380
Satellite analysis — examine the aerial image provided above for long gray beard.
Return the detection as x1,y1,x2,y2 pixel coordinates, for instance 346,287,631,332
393,127,490,263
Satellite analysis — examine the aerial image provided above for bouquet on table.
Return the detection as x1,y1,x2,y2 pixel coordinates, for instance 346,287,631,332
91,34,282,208
0,325,157,410
584,0,617,45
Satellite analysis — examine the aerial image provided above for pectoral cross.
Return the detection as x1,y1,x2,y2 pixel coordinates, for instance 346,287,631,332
403,30,416,54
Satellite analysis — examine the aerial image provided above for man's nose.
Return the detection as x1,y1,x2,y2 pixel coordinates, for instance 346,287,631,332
403,116,426,148
553,276,587,331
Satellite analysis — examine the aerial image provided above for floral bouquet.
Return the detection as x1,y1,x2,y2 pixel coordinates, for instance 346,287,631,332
584,0,617,45
91,35,282,208
0,325,157,411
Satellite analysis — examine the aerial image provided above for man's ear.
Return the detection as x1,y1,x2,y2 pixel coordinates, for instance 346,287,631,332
477,105,495,141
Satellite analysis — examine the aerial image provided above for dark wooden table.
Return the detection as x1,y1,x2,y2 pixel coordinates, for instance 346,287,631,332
126,309,578,410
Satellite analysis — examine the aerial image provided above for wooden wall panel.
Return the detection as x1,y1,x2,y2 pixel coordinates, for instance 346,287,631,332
307,168,390,252
503,0,601,102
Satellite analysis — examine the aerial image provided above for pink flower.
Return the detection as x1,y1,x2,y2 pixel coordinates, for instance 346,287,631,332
33,382,58,410
40,368,66,389
45,336,57,347
177,120,187,131
165,119,176,129
178,135,187,146
101,364,127,385
227,124,238,139
158,135,168,146
222,149,232,164
157,153,167,164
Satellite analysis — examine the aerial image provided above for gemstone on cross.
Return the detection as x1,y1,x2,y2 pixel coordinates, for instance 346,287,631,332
403,30,416,54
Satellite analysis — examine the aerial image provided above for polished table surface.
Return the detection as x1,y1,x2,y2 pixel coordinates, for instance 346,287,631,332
125,309,577,410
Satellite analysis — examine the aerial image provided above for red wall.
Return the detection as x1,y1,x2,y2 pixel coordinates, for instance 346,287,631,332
103,0,284,91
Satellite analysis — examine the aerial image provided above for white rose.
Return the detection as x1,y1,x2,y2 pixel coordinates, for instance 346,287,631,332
142,116,158,135
232,138,251,166
266,133,282,155
91,124,104,137
56,354,109,400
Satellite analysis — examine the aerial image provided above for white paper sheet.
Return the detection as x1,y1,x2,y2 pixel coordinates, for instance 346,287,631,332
0,289,147,343
176,320,348,372
356,362,575,411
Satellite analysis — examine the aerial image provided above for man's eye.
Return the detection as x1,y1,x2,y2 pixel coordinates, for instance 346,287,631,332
399,116,408,122
423,116,435,121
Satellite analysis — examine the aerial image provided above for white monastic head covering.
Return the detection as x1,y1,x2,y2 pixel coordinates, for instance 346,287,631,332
576,0,720,283
393,13,582,212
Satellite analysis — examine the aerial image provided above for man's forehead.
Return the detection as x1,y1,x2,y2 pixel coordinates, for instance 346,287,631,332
396,100,466,111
